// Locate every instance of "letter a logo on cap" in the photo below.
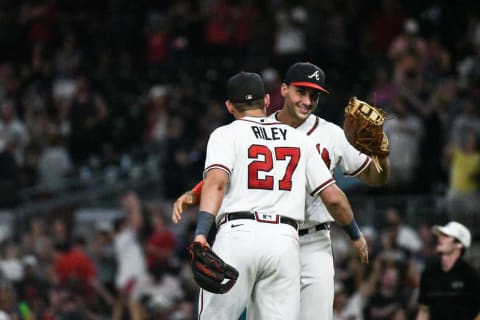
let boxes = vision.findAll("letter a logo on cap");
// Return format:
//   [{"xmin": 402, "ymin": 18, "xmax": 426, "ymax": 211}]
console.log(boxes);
[
  {"xmin": 308, "ymin": 70, "xmax": 320, "ymax": 80},
  {"xmin": 285, "ymin": 62, "xmax": 330, "ymax": 94}
]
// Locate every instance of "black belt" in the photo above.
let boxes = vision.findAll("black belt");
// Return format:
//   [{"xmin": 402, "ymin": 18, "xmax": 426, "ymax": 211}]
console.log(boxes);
[
  {"xmin": 219, "ymin": 212, "xmax": 298, "ymax": 230},
  {"xmin": 298, "ymin": 223, "xmax": 330, "ymax": 236}
]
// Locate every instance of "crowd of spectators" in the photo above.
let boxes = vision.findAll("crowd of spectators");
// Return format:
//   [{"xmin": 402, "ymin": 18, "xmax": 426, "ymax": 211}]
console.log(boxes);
[
  {"xmin": 0, "ymin": 191, "xmax": 195, "ymax": 319},
  {"xmin": 0, "ymin": 0, "xmax": 478, "ymax": 203},
  {"xmin": 0, "ymin": 191, "xmax": 477, "ymax": 319},
  {"xmin": 0, "ymin": 0, "xmax": 479, "ymax": 319}
]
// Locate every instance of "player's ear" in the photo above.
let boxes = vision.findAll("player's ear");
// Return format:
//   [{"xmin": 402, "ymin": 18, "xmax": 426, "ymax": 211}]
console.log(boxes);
[
  {"xmin": 264, "ymin": 94, "xmax": 270, "ymax": 109},
  {"xmin": 225, "ymin": 100, "xmax": 235, "ymax": 114},
  {"xmin": 280, "ymin": 83, "xmax": 289, "ymax": 97}
]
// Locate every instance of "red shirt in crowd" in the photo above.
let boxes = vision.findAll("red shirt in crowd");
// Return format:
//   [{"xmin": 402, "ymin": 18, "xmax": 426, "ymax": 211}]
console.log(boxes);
[{"xmin": 54, "ymin": 247, "xmax": 96, "ymax": 295}]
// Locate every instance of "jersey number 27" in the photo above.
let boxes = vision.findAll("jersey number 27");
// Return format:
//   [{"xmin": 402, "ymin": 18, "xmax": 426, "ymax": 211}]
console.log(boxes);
[{"xmin": 248, "ymin": 144, "xmax": 300, "ymax": 191}]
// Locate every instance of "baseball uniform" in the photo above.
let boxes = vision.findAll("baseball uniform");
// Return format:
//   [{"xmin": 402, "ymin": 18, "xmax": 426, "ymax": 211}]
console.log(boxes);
[
  {"xmin": 271, "ymin": 111, "xmax": 370, "ymax": 320},
  {"xmin": 198, "ymin": 116, "xmax": 335, "ymax": 320}
]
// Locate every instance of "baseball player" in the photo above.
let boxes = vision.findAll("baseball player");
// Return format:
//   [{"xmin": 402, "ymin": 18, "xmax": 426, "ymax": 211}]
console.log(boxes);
[
  {"xmin": 193, "ymin": 71, "xmax": 367, "ymax": 320},
  {"xmin": 173, "ymin": 63, "xmax": 382, "ymax": 320},
  {"xmin": 274, "ymin": 62, "xmax": 389, "ymax": 320}
]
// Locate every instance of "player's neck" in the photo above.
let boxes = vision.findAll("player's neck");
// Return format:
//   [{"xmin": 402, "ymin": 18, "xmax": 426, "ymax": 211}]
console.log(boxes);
[
  {"xmin": 238, "ymin": 109, "xmax": 266, "ymax": 119},
  {"xmin": 276, "ymin": 109, "xmax": 303, "ymax": 128}
]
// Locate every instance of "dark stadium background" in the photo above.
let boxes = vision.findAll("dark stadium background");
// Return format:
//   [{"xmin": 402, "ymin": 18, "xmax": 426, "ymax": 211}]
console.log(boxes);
[{"xmin": 0, "ymin": 0, "xmax": 478, "ymax": 319}]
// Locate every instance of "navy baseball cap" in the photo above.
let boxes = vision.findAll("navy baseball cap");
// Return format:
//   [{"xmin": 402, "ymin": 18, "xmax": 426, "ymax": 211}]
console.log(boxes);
[
  {"xmin": 284, "ymin": 62, "xmax": 330, "ymax": 94},
  {"xmin": 228, "ymin": 72, "xmax": 266, "ymax": 104}
]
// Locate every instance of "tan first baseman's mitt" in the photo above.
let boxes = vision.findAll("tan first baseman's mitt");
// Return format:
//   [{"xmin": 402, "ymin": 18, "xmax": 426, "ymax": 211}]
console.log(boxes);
[{"xmin": 343, "ymin": 97, "xmax": 389, "ymax": 172}]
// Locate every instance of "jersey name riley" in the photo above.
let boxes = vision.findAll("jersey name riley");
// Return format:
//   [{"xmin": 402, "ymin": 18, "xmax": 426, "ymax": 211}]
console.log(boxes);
[{"xmin": 250, "ymin": 126, "xmax": 287, "ymax": 141}]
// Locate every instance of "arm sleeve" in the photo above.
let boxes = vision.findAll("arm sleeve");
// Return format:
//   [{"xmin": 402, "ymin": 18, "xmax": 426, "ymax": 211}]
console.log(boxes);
[
  {"xmin": 191, "ymin": 180, "xmax": 204, "ymax": 198},
  {"xmin": 203, "ymin": 127, "xmax": 235, "ymax": 178}
]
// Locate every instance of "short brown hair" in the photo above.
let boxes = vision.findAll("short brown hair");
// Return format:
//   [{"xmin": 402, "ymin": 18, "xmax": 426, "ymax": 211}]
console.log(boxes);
[{"xmin": 231, "ymin": 99, "xmax": 264, "ymax": 112}]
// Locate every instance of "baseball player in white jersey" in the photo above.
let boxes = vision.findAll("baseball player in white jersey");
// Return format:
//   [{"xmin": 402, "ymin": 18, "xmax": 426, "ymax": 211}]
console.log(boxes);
[
  {"xmin": 269, "ymin": 62, "xmax": 389, "ymax": 320},
  {"xmin": 172, "ymin": 63, "xmax": 380, "ymax": 319},
  {"xmin": 192, "ymin": 71, "xmax": 367, "ymax": 320}
]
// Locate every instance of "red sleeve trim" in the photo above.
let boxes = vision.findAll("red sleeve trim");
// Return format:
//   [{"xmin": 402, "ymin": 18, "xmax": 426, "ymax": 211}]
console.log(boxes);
[
  {"xmin": 191, "ymin": 180, "xmax": 204, "ymax": 199},
  {"xmin": 345, "ymin": 156, "xmax": 371, "ymax": 177},
  {"xmin": 310, "ymin": 178, "xmax": 335, "ymax": 196},
  {"xmin": 204, "ymin": 164, "xmax": 231, "ymax": 176}
]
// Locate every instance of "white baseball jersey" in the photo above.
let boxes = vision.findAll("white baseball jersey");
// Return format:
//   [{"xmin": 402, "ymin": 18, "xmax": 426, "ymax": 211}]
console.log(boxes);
[
  {"xmin": 204, "ymin": 116, "xmax": 335, "ymax": 223},
  {"xmin": 271, "ymin": 112, "xmax": 371, "ymax": 228},
  {"xmin": 199, "ymin": 116, "xmax": 335, "ymax": 320}
]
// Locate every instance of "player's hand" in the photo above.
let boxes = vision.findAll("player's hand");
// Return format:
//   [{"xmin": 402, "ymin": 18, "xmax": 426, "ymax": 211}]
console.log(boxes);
[
  {"xmin": 193, "ymin": 234, "xmax": 209, "ymax": 247},
  {"xmin": 352, "ymin": 234, "xmax": 369, "ymax": 264},
  {"xmin": 172, "ymin": 191, "xmax": 196, "ymax": 224}
]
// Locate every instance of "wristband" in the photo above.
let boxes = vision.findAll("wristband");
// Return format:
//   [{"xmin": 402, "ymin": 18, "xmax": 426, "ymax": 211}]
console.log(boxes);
[
  {"xmin": 342, "ymin": 218, "xmax": 362, "ymax": 240},
  {"xmin": 195, "ymin": 211, "xmax": 215, "ymax": 236}
]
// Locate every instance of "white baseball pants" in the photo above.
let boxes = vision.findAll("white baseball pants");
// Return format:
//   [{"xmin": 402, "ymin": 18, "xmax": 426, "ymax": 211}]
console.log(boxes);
[
  {"xmin": 299, "ymin": 229, "xmax": 334, "ymax": 320},
  {"xmin": 198, "ymin": 219, "xmax": 301, "ymax": 320}
]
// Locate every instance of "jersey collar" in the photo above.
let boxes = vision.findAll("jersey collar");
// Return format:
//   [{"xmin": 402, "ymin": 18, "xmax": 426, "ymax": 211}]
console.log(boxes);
[
  {"xmin": 296, "ymin": 115, "xmax": 319, "ymax": 136},
  {"xmin": 272, "ymin": 111, "xmax": 319, "ymax": 135}
]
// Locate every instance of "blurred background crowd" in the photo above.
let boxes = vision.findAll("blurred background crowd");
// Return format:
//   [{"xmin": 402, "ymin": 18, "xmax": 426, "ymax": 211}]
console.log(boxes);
[{"xmin": 0, "ymin": 0, "xmax": 479, "ymax": 319}]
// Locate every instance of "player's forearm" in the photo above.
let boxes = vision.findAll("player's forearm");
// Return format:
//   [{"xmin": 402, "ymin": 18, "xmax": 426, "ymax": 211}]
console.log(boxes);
[
  {"xmin": 359, "ymin": 156, "xmax": 390, "ymax": 186},
  {"xmin": 199, "ymin": 187, "xmax": 224, "ymax": 215},
  {"xmin": 320, "ymin": 184, "xmax": 353, "ymax": 224},
  {"xmin": 199, "ymin": 175, "xmax": 227, "ymax": 215},
  {"xmin": 320, "ymin": 184, "xmax": 362, "ymax": 240},
  {"xmin": 195, "ymin": 171, "xmax": 227, "ymax": 238},
  {"xmin": 325, "ymin": 200, "xmax": 354, "ymax": 226}
]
